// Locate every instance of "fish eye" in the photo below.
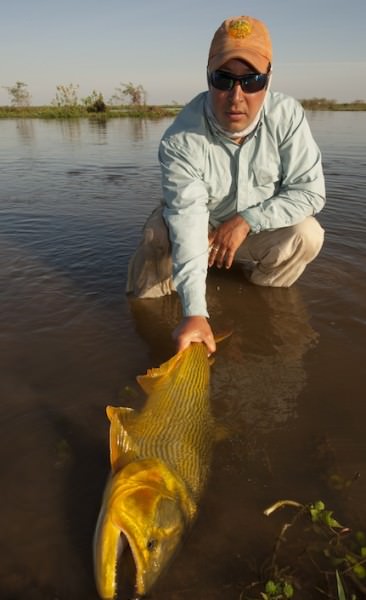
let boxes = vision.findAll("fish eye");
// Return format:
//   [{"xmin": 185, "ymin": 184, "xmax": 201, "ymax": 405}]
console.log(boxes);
[{"xmin": 146, "ymin": 538, "xmax": 158, "ymax": 552}]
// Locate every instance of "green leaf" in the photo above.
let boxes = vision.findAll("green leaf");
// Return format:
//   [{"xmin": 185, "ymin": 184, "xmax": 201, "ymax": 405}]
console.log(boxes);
[
  {"xmin": 265, "ymin": 580, "xmax": 277, "ymax": 595},
  {"xmin": 283, "ymin": 582, "xmax": 294, "ymax": 598},
  {"xmin": 356, "ymin": 531, "xmax": 366, "ymax": 545},
  {"xmin": 323, "ymin": 510, "xmax": 342, "ymax": 528},
  {"xmin": 345, "ymin": 553, "xmax": 358, "ymax": 565},
  {"xmin": 336, "ymin": 570, "xmax": 346, "ymax": 600},
  {"xmin": 353, "ymin": 564, "xmax": 366, "ymax": 579}
]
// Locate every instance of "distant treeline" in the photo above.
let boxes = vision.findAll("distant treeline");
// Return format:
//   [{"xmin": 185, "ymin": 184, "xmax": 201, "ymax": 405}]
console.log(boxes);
[
  {"xmin": 1, "ymin": 82, "xmax": 366, "ymax": 117},
  {"xmin": 1, "ymin": 99, "xmax": 365, "ymax": 120},
  {"xmin": 299, "ymin": 97, "xmax": 366, "ymax": 111},
  {"xmin": 0, "ymin": 104, "xmax": 182, "ymax": 119}
]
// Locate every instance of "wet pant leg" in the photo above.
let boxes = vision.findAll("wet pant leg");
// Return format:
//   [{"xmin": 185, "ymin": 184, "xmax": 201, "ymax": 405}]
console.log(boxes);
[
  {"xmin": 127, "ymin": 212, "xmax": 324, "ymax": 297},
  {"xmin": 234, "ymin": 217, "xmax": 324, "ymax": 287},
  {"xmin": 126, "ymin": 206, "xmax": 175, "ymax": 297}
]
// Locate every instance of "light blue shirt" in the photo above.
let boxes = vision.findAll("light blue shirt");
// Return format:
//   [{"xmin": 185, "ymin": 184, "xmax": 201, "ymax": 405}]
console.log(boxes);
[{"xmin": 159, "ymin": 90, "xmax": 326, "ymax": 317}]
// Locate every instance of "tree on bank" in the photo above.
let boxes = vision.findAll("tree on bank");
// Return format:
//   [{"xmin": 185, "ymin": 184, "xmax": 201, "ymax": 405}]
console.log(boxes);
[
  {"xmin": 110, "ymin": 82, "xmax": 147, "ymax": 106},
  {"xmin": 81, "ymin": 90, "xmax": 106, "ymax": 113},
  {"xmin": 3, "ymin": 81, "xmax": 31, "ymax": 107},
  {"xmin": 52, "ymin": 83, "xmax": 80, "ymax": 107}
]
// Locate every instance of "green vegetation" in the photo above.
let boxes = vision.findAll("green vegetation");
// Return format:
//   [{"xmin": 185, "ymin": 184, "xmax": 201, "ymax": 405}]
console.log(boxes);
[
  {"xmin": 242, "ymin": 499, "xmax": 366, "ymax": 599},
  {"xmin": 299, "ymin": 97, "xmax": 366, "ymax": 111},
  {"xmin": 1, "ymin": 80, "xmax": 365, "ymax": 119},
  {"xmin": 0, "ymin": 80, "xmax": 181, "ymax": 119},
  {"xmin": 0, "ymin": 104, "xmax": 182, "ymax": 119}
]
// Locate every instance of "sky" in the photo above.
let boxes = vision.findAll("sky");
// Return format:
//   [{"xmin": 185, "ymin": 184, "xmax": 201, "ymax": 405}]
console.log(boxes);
[{"xmin": 1, "ymin": 0, "xmax": 365, "ymax": 106}]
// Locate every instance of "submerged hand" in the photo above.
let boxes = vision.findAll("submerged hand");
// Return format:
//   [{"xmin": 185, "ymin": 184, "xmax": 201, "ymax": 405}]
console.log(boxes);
[
  {"xmin": 172, "ymin": 316, "xmax": 216, "ymax": 354},
  {"xmin": 208, "ymin": 214, "xmax": 250, "ymax": 269}
]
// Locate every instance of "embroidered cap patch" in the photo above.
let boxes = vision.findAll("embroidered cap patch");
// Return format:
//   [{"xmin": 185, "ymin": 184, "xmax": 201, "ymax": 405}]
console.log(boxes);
[{"xmin": 228, "ymin": 19, "xmax": 252, "ymax": 39}]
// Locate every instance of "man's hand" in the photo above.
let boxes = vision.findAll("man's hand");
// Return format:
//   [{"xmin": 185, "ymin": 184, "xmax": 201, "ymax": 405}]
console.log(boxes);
[
  {"xmin": 172, "ymin": 316, "xmax": 216, "ymax": 354},
  {"xmin": 208, "ymin": 214, "xmax": 250, "ymax": 269}
]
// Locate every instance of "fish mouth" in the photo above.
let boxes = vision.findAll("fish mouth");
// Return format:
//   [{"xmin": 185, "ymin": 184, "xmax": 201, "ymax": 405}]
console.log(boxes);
[
  {"xmin": 116, "ymin": 531, "xmax": 138, "ymax": 599},
  {"xmin": 94, "ymin": 503, "xmax": 150, "ymax": 600}
]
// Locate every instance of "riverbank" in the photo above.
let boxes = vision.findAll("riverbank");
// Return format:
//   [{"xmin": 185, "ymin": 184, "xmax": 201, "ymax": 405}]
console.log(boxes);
[
  {"xmin": 0, "ymin": 105, "xmax": 182, "ymax": 119},
  {"xmin": 0, "ymin": 100, "xmax": 365, "ymax": 119}
]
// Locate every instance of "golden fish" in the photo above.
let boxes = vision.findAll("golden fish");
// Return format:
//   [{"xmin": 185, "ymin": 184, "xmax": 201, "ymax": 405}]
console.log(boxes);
[{"xmin": 93, "ymin": 340, "xmax": 224, "ymax": 599}]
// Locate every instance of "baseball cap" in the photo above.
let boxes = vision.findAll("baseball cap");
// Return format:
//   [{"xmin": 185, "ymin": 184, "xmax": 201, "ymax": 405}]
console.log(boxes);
[{"xmin": 208, "ymin": 16, "xmax": 272, "ymax": 74}]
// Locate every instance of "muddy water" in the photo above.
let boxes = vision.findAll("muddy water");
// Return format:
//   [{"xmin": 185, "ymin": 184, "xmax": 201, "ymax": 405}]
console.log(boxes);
[{"xmin": 0, "ymin": 112, "xmax": 365, "ymax": 599}]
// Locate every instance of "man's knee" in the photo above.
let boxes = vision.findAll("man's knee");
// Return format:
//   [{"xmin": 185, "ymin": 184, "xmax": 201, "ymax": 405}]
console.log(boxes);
[
  {"xmin": 142, "ymin": 207, "xmax": 171, "ymax": 254},
  {"xmin": 293, "ymin": 217, "xmax": 324, "ymax": 262}
]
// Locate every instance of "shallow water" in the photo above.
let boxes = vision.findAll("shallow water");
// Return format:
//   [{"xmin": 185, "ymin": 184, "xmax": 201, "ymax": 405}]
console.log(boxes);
[{"xmin": 0, "ymin": 112, "xmax": 365, "ymax": 599}]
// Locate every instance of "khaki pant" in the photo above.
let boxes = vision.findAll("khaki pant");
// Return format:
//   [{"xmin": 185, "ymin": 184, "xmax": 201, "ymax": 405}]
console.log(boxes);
[{"xmin": 126, "ymin": 207, "xmax": 324, "ymax": 298}]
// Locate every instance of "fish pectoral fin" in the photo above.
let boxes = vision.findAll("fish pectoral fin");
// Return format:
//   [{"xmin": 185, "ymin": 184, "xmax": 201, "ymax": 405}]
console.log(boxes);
[
  {"xmin": 136, "ymin": 351, "xmax": 184, "ymax": 394},
  {"xmin": 107, "ymin": 406, "xmax": 139, "ymax": 472}
]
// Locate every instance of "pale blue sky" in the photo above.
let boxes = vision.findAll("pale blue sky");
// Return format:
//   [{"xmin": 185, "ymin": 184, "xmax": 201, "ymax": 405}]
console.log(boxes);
[{"xmin": 1, "ymin": 0, "xmax": 365, "ymax": 105}]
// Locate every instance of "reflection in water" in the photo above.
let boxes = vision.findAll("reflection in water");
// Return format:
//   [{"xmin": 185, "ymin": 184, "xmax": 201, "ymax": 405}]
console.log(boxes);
[
  {"xmin": 87, "ymin": 118, "xmax": 108, "ymax": 143},
  {"xmin": 127, "ymin": 117, "xmax": 149, "ymax": 141},
  {"xmin": 129, "ymin": 270, "xmax": 318, "ymax": 433},
  {"xmin": 16, "ymin": 119, "xmax": 35, "ymax": 143},
  {"xmin": 57, "ymin": 118, "xmax": 82, "ymax": 141}
]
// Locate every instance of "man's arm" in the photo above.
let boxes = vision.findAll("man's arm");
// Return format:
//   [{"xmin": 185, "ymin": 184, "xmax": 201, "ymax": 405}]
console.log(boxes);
[{"xmin": 159, "ymin": 139, "xmax": 210, "ymax": 317}]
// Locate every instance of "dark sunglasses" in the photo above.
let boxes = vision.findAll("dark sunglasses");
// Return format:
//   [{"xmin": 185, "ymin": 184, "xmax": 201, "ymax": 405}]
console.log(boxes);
[{"xmin": 209, "ymin": 69, "xmax": 270, "ymax": 94}]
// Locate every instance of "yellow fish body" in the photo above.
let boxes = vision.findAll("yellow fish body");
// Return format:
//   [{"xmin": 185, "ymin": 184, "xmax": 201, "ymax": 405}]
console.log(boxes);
[{"xmin": 93, "ymin": 341, "xmax": 218, "ymax": 599}]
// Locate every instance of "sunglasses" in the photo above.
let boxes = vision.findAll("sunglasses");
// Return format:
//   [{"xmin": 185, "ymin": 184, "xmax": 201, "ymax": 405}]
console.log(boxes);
[{"xmin": 209, "ymin": 69, "xmax": 270, "ymax": 94}]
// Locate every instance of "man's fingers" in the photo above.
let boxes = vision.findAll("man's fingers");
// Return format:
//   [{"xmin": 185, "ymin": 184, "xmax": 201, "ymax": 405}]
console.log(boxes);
[
  {"xmin": 208, "ymin": 243, "xmax": 220, "ymax": 267},
  {"xmin": 224, "ymin": 249, "xmax": 235, "ymax": 269},
  {"xmin": 210, "ymin": 245, "xmax": 235, "ymax": 269}
]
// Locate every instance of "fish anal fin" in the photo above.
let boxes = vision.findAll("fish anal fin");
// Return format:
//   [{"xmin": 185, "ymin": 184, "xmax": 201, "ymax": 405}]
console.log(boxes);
[{"xmin": 106, "ymin": 405, "xmax": 138, "ymax": 473}]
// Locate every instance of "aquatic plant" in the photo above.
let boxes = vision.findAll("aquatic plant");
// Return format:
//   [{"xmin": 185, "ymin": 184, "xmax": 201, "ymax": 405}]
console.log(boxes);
[{"xmin": 242, "ymin": 499, "xmax": 366, "ymax": 599}]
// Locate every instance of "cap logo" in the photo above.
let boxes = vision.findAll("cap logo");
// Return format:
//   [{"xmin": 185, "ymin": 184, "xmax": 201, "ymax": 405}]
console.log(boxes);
[{"xmin": 228, "ymin": 19, "xmax": 252, "ymax": 39}]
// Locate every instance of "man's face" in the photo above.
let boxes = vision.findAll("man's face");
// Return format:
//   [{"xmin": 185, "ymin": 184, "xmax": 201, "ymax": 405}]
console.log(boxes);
[{"xmin": 209, "ymin": 59, "xmax": 267, "ymax": 133}]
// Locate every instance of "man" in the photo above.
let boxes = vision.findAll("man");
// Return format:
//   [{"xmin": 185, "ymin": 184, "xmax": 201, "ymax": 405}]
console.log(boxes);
[{"xmin": 127, "ymin": 15, "xmax": 325, "ymax": 355}]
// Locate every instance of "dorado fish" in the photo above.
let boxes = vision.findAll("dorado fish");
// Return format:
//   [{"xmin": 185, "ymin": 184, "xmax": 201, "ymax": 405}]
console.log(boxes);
[{"xmin": 93, "ymin": 340, "xmax": 224, "ymax": 599}]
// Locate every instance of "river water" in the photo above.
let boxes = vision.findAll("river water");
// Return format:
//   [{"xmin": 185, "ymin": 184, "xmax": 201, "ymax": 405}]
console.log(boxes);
[{"xmin": 0, "ymin": 112, "xmax": 365, "ymax": 599}]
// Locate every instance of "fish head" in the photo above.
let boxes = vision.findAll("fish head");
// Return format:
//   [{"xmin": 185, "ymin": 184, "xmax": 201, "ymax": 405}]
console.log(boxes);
[{"xmin": 94, "ymin": 458, "xmax": 196, "ymax": 599}]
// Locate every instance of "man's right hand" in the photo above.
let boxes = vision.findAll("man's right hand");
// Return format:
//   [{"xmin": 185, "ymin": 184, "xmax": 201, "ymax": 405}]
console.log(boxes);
[{"xmin": 172, "ymin": 316, "xmax": 216, "ymax": 354}]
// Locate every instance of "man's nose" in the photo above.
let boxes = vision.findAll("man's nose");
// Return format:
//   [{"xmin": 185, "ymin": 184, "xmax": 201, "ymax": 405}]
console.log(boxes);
[{"xmin": 229, "ymin": 81, "xmax": 245, "ymax": 99}]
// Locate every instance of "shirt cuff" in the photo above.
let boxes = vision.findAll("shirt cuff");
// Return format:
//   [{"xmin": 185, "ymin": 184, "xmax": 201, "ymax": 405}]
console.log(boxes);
[
  {"xmin": 177, "ymin": 283, "xmax": 209, "ymax": 318},
  {"xmin": 240, "ymin": 207, "xmax": 267, "ymax": 234}
]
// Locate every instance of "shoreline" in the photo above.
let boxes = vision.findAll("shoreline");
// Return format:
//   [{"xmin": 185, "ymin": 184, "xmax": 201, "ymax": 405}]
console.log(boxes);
[{"xmin": 0, "ymin": 101, "xmax": 365, "ymax": 119}]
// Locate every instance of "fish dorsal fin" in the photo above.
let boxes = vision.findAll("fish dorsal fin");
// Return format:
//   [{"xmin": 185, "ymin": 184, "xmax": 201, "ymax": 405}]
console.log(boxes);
[
  {"xmin": 135, "ymin": 331, "xmax": 231, "ymax": 395},
  {"xmin": 106, "ymin": 405, "xmax": 138, "ymax": 473},
  {"xmin": 136, "ymin": 351, "xmax": 183, "ymax": 395}
]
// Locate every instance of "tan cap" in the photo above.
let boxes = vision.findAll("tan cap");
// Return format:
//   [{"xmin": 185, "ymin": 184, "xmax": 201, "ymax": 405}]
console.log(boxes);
[{"xmin": 208, "ymin": 16, "xmax": 272, "ymax": 74}]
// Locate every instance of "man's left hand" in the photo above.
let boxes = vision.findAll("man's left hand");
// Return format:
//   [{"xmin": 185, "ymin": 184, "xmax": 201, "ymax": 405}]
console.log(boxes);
[{"xmin": 208, "ymin": 214, "xmax": 250, "ymax": 269}]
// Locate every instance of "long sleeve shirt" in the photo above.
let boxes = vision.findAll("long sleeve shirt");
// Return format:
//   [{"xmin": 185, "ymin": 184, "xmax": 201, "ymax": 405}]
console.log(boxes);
[{"xmin": 159, "ymin": 90, "xmax": 326, "ymax": 317}]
